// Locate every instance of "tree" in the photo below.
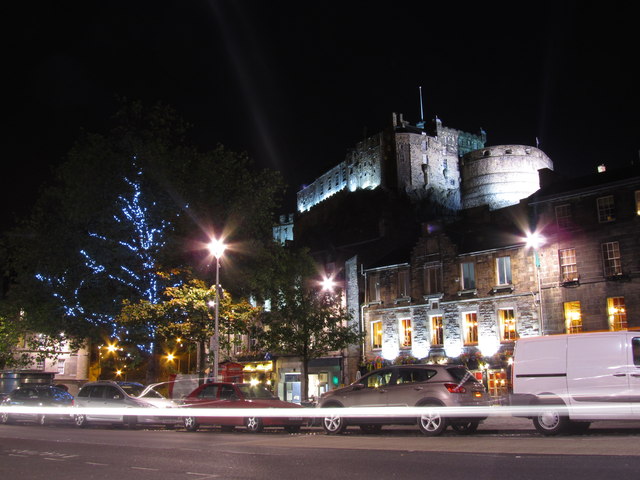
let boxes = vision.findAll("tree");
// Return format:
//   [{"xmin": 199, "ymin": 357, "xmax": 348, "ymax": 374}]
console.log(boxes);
[
  {"xmin": 254, "ymin": 248, "xmax": 363, "ymax": 402},
  {"xmin": 5, "ymin": 101, "xmax": 284, "ymax": 377},
  {"xmin": 118, "ymin": 276, "xmax": 258, "ymax": 383}
]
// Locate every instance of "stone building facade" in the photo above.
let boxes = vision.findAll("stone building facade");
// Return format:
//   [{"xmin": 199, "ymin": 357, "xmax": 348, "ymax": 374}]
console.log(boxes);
[
  {"xmin": 528, "ymin": 166, "xmax": 640, "ymax": 335},
  {"xmin": 359, "ymin": 166, "xmax": 640, "ymax": 397}
]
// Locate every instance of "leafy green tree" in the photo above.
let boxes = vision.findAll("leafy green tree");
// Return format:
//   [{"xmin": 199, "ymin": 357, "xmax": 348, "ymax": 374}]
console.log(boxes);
[
  {"xmin": 254, "ymin": 248, "xmax": 363, "ymax": 401},
  {"xmin": 118, "ymin": 276, "xmax": 258, "ymax": 383}
]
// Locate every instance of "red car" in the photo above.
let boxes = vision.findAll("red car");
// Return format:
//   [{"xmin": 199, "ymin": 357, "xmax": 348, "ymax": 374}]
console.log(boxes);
[{"xmin": 180, "ymin": 382, "xmax": 305, "ymax": 433}]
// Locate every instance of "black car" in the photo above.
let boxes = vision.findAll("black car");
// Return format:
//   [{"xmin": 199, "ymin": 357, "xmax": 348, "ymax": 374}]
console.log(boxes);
[{"xmin": 1, "ymin": 385, "xmax": 74, "ymax": 426}]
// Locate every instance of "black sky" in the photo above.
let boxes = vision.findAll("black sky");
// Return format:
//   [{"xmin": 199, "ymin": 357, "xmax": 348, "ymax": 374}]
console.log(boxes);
[{"xmin": 5, "ymin": 1, "xmax": 638, "ymax": 228}]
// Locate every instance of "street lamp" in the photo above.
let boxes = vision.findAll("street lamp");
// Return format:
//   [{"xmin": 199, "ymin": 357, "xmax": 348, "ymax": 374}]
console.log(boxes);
[
  {"xmin": 208, "ymin": 237, "xmax": 227, "ymax": 382},
  {"xmin": 525, "ymin": 231, "xmax": 546, "ymax": 335}
]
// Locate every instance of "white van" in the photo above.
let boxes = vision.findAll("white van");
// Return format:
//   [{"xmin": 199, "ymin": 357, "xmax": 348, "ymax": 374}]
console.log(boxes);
[{"xmin": 511, "ymin": 331, "xmax": 640, "ymax": 435}]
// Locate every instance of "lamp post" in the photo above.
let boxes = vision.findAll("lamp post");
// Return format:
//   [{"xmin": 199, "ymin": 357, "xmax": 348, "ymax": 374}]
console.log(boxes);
[
  {"xmin": 525, "ymin": 231, "xmax": 545, "ymax": 336},
  {"xmin": 208, "ymin": 237, "xmax": 226, "ymax": 382}
]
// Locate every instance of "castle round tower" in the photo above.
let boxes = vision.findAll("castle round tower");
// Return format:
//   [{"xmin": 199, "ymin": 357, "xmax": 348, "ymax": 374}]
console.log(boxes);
[{"xmin": 461, "ymin": 145, "xmax": 553, "ymax": 210}]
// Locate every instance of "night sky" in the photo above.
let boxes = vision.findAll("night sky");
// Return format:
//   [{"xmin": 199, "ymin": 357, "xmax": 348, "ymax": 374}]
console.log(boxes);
[{"xmin": 5, "ymin": 1, "xmax": 638, "ymax": 229}]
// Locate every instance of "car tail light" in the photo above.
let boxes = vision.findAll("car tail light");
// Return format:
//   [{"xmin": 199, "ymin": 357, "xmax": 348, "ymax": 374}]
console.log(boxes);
[{"xmin": 444, "ymin": 383, "xmax": 466, "ymax": 394}]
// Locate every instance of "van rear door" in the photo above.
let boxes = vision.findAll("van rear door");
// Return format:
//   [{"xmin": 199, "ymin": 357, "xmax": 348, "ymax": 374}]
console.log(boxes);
[
  {"xmin": 567, "ymin": 333, "xmax": 631, "ymax": 420},
  {"xmin": 628, "ymin": 335, "xmax": 640, "ymax": 417}
]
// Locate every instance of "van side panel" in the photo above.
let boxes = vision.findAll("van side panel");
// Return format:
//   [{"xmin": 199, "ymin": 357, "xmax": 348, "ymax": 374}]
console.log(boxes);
[
  {"xmin": 512, "ymin": 336, "xmax": 568, "ymax": 404},
  {"xmin": 566, "ymin": 333, "xmax": 631, "ymax": 419}
]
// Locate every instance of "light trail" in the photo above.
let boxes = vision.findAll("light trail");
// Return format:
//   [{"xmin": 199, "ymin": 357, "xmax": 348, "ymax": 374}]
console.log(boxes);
[{"xmin": 0, "ymin": 404, "xmax": 635, "ymax": 419}]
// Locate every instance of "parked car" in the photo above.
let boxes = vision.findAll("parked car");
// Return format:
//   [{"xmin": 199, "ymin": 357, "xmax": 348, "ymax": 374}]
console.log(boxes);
[
  {"xmin": 317, "ymin": 364, "xmax": 490, "ymax": 435},
  {"xmin": 511, "ymin": 331, "xmax": 640, "ymax": 435},
  {"xmin": 181, "ymin": 382, "xmax": 305, "ymax": 433},
  {"xmin": 73, "ymin": 380, "xmax": 179, "ymax": 429},
  {"xmin": 1, "ymin": 385, "xmax": 74, "ymax": 426}
]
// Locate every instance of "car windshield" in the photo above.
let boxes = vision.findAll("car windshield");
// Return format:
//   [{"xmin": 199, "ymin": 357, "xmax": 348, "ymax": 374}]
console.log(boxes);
[{"xmin": 236, "ymin": 384, "xmax": 277, "ymax": 399}]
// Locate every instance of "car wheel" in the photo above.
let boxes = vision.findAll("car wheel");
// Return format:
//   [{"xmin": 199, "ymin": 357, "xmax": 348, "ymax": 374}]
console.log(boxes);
[
  {"xmin": 284, "ymin": 425, "xmax": 301, "ymax": 434},
  {"xmin": 38, "ymin": 414, "xmax": 49, "ymax": 427},
  {"xmin": 1, "ymin": 412, "xmax": 12, "ymax": 425},
  {"xmin": 533, "ymin": 405, "xmax": 569, "ymax": 436},
  {"xmin": 183, "ymin": 416, "xmax": 199, "ymax": 432},
  {"xmin": 417, "ymin": 403, "xmax": 447, "ymax": 436},
  {"xmin": 244, "ymin": 417, "xmax": 264, "ymax": 433},
  {"xmin": 359, "ymin": 424, "xmax": 382, "ymax": 434},
  {"xmin": 322, "ymin": 406, "xmax": 346, "ymax": 435},
  {"xmin": 74, "ymin": 414, "xmax": 88, "ymax": 428},
  {"xmin": 451, "ymin": 420, "xmax": 479, "ymax": 434},
  {"xmin": 123, "ymin": 416, "xmax": 138, "ymax": 429}
]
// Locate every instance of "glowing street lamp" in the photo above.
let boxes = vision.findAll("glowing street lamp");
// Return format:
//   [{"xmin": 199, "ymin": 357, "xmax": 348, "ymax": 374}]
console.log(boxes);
[
  {"xmin": 525, "ymin": 231, "xmax": 546, "ymax": 335},
  {"xmin": 320, "ymin": 275, "xmax": 336, "ymax": 292},
  {"xmin": 208, "ymin": 237, "xmax": 227, "ymax": 382}
]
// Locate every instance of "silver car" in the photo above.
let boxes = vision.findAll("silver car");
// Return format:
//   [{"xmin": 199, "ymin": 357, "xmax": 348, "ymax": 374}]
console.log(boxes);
[
  {"xmin": 317, "ymin": 364, "xmax": 489, "ymax": 435},
  {"xmin": 73, "ymin": 381, "xmax": 179, "ymax": 429}
]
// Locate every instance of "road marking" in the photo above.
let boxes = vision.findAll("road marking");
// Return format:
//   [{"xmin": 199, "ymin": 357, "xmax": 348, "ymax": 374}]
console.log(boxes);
[
  {"xmin": 85, "ymin": 462, "xmax": 109, "ymax": 466},
  {"xmin": 131, "ymin": 466, "xmax": 159, "ymax": 471},
  {"xmin": 44, "ymin": 457, "xmax": 65, "ymax": 461},
  {"xmin": 186, "ymin": 473, "xmax": 219, "ymax": 478}
]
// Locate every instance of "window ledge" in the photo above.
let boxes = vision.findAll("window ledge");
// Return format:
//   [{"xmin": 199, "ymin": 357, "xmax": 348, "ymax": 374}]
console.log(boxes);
[
  {"xmin": 394, "ymin": 296, "xmax": 412, "ymax": 304},
  {"xmin": 491, "ymin": 284, "xmax": 514, "ymax": 294},
  {"xmin": 423, "ymin": 293, "xmax": 443, "ymax": 301},
  {"xmin": 457, "ymin": 289, "xmax": 477, "ymax": 297}
]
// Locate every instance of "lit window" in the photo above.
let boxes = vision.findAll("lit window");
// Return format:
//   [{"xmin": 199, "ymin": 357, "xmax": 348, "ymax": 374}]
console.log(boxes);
[
  {"xmin": 564, "ymin": 301, "xmax": 582, "ymax": 333},
  {"xmin": 555, "ymin": 204, "xmax": 572, "ymax": 229},
  {"xmin": 461, "ymin": 262, "xmax": 476, "ymax": 290},
  {"xmin": 431, "ymin": 315, "xmax": 443, "ymax": 345},
  {"xmin": 371, "ymin": 321, "xmax": 382, "ymax": 349},
  {"xmin": 424, "ymin": 265, "xmax": 442, "ymax": 294},
  {"xmin": 608, "ymin": 297, "xmax": 627, "ymax": 331},
  {"xmin": 463, "ymin": 312, "xmax": 478, "ymax": 344},
  {"xmin": 559, "ymin": 248, "xmax": 578, "ymax": 282},
  {"xmin": 597, "ymin": 195, "xmax": 615, "ymax": 223},
  {"xmin": 397, "ymin": 269, "xmax": 410, "ymax": 298},
  {"xmin": 602, "ymin": 241, "xmax": 622, "ymax": 277},
  {"xmin": 635, "ymin": 191, "xmax": 640, "ymax": 216},
  {"xmin": 496, "ymin": 256, "xmax": 512, "ymax": 285},
  {"xmin": 499, "ymin": 308, "xmax": 518, "ymax": 341},
  {"xmin": 57, "ymin": 359, "xmax": 66, "ymax": 375},
  {"xmin": 400, "ymin": 319, "xmax": 412, "ymax": 348}
]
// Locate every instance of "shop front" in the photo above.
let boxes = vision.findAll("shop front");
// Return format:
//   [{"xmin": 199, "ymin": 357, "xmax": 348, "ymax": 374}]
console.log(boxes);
[{"xmin": 276, "ymin": 356, "xmax": 342, "ymax": 404}]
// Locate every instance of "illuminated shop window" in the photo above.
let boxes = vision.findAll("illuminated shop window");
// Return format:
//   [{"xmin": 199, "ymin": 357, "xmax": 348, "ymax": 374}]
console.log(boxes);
[
  {"xmin": 400, "ymin": 319, "xmax": 412, "ymax": 348},
  {"xmin": 559, "ymin": 248, "xmax": 578, "ymax": 282},
  {"xmin": 499, "ymin": 308, "xmax": 518, "ymax": 341},
  {"xmin": 601, "ymin": 241, "xmax": 622, "ymax": 277},
  {"xmin": 463, "ymin": 312, "xmax": 478, "ymax": 344},
  {"xmin": 564, "ymin": 301, "xmax": 583, "ymax": 333},
  {"xmin": 431, "ymin": 315, "xmax": 443, "ymax": 345},
  {"xmin": 608, "ymin": 297, "xmax": 627, "ymax": 331},
  {"xmin": 461, "ymin": 262, "xmax": 476, "ymax": 290},
  {"xmin": 555, "ymin": 204, "xmax": 572, "ymax": 229},
  {"xmin": 371, "ymin": 321, "xmax": 382, "ymax": 349},
  {"xmin": 597, "ymin": 195, "xmax": 615, "ymax": 223},
  {"xmin": 496, "ymin": 256, "xmax": 512, "ymax": 285},
  {"xmin": 424, "ymin": 265, "xmax": 442, "ymax": 294}
]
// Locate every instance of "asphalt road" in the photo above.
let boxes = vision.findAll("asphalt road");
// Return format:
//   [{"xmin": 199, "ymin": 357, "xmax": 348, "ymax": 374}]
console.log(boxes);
[{"xmin": 1, "ymin": 417, "xmax": 640, "ymax": 479}]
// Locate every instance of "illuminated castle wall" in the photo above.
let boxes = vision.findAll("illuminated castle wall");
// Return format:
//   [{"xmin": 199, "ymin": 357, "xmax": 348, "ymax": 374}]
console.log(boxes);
[{"xmin": 296, "ymin": 113, "xmax": 553, "ymax": 214}]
